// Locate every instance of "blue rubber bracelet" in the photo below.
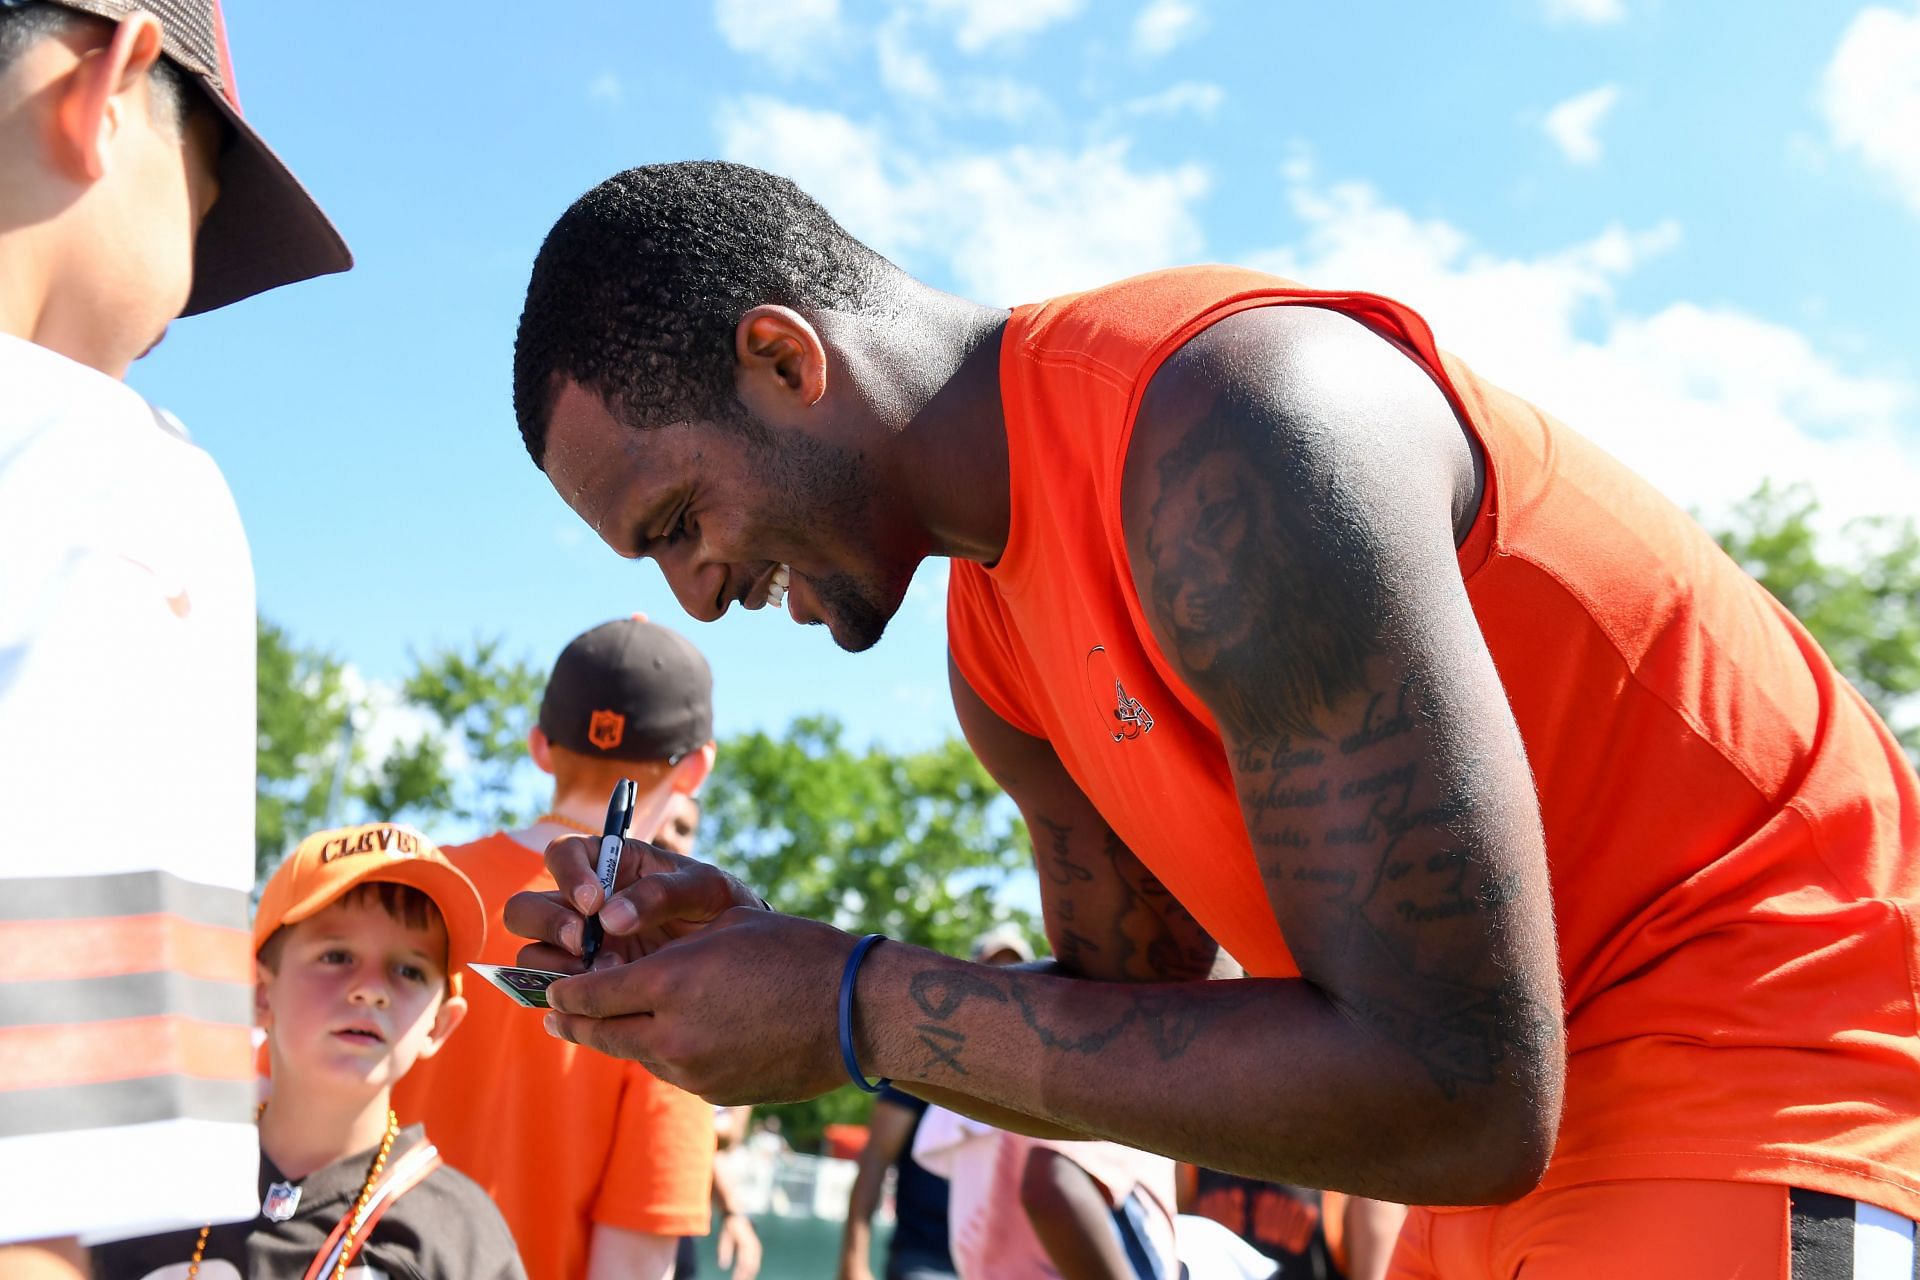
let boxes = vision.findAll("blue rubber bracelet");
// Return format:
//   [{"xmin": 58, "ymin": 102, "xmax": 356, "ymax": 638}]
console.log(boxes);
[{"xmin": 838, "ymin": 933, "xmax": 890, "ymax": 1094}]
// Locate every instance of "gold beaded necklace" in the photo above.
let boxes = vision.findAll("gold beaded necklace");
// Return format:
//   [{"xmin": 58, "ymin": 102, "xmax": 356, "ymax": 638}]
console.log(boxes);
[
  {"xmin": 186, "ymin": 1104, "xmax": 401, "ymax": 1280},
  {"xmin": 535, "ymin": 811, "xmax": 598, "ymax": 835}
]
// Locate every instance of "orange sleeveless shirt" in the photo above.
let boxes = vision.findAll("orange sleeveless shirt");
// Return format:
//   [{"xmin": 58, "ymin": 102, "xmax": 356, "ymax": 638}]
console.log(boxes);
[{"xmin": 946, "ymin": 266, "xmax": 1920, "ymax": 1214}]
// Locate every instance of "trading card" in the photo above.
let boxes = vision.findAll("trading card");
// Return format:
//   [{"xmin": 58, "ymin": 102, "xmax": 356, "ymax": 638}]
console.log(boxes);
[{"xmin": 469, "ymin": 963, "xmax": 570, "ymax": 1009}]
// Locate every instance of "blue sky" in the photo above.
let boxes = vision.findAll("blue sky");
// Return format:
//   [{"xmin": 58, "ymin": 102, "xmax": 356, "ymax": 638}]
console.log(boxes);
[{"xmin": 129, "ymin": 0, "xmax": 1920, "ymax": 772}]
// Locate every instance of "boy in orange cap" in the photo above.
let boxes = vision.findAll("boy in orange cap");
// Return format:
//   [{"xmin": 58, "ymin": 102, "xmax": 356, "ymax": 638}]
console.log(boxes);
[{"xmin": 93, "ymin": 823, "xmax": 526, "ymax": 1280}]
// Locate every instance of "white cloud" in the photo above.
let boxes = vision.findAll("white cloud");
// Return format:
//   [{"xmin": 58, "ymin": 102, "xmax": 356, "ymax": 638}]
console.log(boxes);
[
  {"xmin": 1543, "ymin": 84, "xmax": 1620, "ymax": 165},
  {"xmin": 872, "ymin": 14, "xmax": 1051, "ymax": 123},
  {"xmin": 877, "ymin": 14, "xmax": 943, "ymax": 99},
  {"xmin": 1120, "ymin": 81, "xmax": 1224, "ymax": 118},
  {"xmin": 1542, "ymin": 0, "xmax": 1625, "ymax": 24},
  {"xmin": 920, "ymin": 0, "xmax": 1085, "ymax": 53},
  {"xmin": 1133, "ymin": 0, "xmax": 1203, "ymax": 56},
  {"xmin": 716, "ymin": 96, "xmax": 1208, "ymax": 304},
  {"xmin": 586, "ymin": 72, "xmax": 623, "ymax": 106},
  {"xmin": 714, "ymin": 0, "xmax": 844, "ymax": 72},
  {"xmin": 1244, "ymin": 163, "xmax": 1918, "ymax": 527},
  {"xmin": 1819, "ymin": 2, "xmax": 1920, "ymax": 216},
  {"xmin": 957, "ymin": 77, "xmax": 1054, "ymax": 125}
]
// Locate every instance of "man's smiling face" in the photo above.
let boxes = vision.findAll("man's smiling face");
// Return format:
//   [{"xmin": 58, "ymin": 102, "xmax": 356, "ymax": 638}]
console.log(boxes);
[{"xmin": 541, "ymin": 379, "xmax": 920, "ymax": 653}]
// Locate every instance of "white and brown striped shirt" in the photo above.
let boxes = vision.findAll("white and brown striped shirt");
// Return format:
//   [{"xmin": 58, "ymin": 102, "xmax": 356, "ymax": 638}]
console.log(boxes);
[{"xmin": 0, "ymin": 333, "xmax": 259, "ymax": 1242}]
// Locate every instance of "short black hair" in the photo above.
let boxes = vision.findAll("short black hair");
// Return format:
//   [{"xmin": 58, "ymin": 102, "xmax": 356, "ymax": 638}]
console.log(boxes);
[
  {"xmin": 0, "ymin": 1, "xmax": 191, "ymax": 133},
  {"xmin": 513, "ymin": 161, "xmax": 896, "ymax": 469}
]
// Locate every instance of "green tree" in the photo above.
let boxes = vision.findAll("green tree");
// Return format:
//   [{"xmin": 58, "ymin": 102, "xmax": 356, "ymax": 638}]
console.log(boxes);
[
  {"xmin": 255, "ymin": 619, "xmax": 356, "ymax": 878},
  {"xmin": 255, "ymin": 624, "xmax": 546, "ymax": 879},
  {"xmin": 702, "ymin": 715, "xmax": 1036, "ymax": 1149},
  {"xmin": 1713, "ymin": 481, "xmax": 1920, "ymax": 758},
  {"xmin": 395, "ymin": 638, "xmax": 546, "ymax": 829}
]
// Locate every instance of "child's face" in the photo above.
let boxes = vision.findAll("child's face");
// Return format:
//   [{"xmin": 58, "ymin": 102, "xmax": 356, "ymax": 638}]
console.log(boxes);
[{"xmin": 257, "ymin": 895, "xmax": 467, "ymax": 1094}]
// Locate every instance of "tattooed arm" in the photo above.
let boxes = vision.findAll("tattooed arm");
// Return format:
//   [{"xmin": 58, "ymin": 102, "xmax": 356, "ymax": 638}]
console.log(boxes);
[
  {"xmin": 1118, "ymin": 303, "xmax": 1564, "ymax": 1191},
  {"xmin": 843, "ymin": 306, "xmax": 1560, "ymax": 1204},
  {"xmin": 950, "ymin": 655, "xmax": 1223, "ymax": 986},
  {"xmin": 882, "ymin": 661, "xmax": 1226, "ymax": 1135}
]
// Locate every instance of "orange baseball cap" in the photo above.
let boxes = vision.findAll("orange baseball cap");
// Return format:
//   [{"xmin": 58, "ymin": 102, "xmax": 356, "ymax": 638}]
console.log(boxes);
[{"xmin": 254, "ymin": 823, "xmax": 487, "ymax": 996}]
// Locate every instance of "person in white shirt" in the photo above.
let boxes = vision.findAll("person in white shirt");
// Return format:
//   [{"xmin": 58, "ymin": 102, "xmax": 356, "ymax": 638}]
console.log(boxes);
[{"xmin": 0, "ymin": 2, "xmax": 349, "ymax": 1274}]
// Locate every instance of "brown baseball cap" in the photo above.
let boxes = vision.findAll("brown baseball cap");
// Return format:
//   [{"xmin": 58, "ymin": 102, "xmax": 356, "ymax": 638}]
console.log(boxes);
[
  {"xmin": 27, "ymin": 0, "xmax": 352, "ymax": 314},
  {"xmin": 539, "ymin": 616, "xmax": 715, "ymax": 763}
]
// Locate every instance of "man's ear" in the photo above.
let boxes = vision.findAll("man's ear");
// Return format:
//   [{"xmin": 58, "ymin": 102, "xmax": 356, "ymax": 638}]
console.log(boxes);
[
  {"xmin": 415, "ymin": 993, "xmax": 469, "ymax": 1060},
  {"xmin": 528, "ymin": 726, "xmax": 555, "ymax": 778},
  {"xmin": 675, "ymin": 741, "xmax": 716, "ymax": 797},
  {"xmin": 254, "ymin": 960, "xmax": 275, "ymax": 1031},
  {"xmin": 734, "ymin": 305, "xmax": 827, "ymax": 412},
  {"xmin": 52, "ymin": 10, "xmax": 166, "ymax": 183}
]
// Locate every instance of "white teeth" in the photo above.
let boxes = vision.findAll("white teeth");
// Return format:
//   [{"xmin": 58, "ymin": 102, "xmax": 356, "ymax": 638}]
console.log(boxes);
[{"xmin": 766, "ymin": 564, "xmax": 790, "ymax": 610}]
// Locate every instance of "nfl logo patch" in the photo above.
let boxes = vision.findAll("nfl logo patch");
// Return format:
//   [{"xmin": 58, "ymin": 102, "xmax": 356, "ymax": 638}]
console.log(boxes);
[
  {"xmin": 262, "ymin": 1179, "xmax": 302, "ymax": 1223},
  {"xmin": 588, "ymin": 709, "xmax": 625, "ymax": 751}
]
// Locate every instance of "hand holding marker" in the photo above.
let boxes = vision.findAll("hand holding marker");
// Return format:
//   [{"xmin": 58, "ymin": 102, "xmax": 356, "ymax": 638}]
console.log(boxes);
[{"xmin": 582, "ymin": 777, "xmax": 637, "ymax": 968}]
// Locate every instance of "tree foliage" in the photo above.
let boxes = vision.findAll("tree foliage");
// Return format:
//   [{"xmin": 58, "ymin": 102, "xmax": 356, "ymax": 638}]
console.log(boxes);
[
  {"xmin": 1712, "ymin": 481, "xmax": 1920, "ymax": 758},
  {"xmin": 398, "ymin": 638, "xmax": 546, "ymax": 829},
  {"xmin": 254, "ymin": 624, "xmax": 546, "ymax": 875},
  {"xmin": 255, "ymin": 620, "xmax": 355, "ymax": 877}
]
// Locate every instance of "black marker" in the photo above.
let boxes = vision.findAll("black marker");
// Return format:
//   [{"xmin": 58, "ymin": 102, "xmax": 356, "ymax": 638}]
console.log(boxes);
[{"xmin": 581, "ymin": 777, "xmax": 636, "ymax": 969}]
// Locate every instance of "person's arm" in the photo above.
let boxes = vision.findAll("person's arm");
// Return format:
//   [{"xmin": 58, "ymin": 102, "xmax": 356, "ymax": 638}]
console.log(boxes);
[
  {"xmin": 950, "ymin": 655, "xmax": 1225, "ymax": 988},
  {"xmin": 0, "ymin": 1239, "xmax": 88, "ymax": 1279},
  {"xmin": 1018, "ymin": 1148, "xmax": 1135, "ymax": 1280},
  {"xmin": 584, "ymin": 1224, "xmax": 677, "ymax": 1280},
  {"xmin": 837, "ymin": 1098, "xmax": 918, "ymax": 1280},
  {"xmin": 709, "ymin": 1161, "xmax": 761, "ymax": 1280},
  {"xmin": 1340, "ymin": 1196, "xmax": 1409, "ymax": 1280},
  {"xmin": 517, "ymin": 305, "xmax": 1563, "ymax": 1203},
  {"xmin": 894, "ymin": 659, "xmax": 1227, "ymax": 1134}
]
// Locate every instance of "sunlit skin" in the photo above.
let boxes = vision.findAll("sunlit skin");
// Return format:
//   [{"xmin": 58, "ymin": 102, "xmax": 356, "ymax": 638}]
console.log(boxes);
[
  {"xmin": 255, "ymin": 895, "xmax": 467, "ymax": 1177},
  {"xmin": 0, "ymin": 11, "xmax": 222, "ymax": 378},
  {"xmin": 540, "ymin": 298, "xmax": 1012, "ymax": 653}
]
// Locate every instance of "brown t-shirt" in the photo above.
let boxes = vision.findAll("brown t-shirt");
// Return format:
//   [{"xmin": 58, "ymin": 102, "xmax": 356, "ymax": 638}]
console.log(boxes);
[{"xmin": 91, "ymin": 1125, "xmax": 525, "ymax": 1280}]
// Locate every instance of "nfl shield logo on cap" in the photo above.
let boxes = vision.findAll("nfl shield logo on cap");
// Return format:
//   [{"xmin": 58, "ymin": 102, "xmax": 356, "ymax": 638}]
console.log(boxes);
[{"xmin": 588, "ymin": 709, "xmax": 626, "ymax": 752}]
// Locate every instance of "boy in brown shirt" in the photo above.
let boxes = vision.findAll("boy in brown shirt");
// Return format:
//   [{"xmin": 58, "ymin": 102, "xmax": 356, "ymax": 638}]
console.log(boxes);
[{"xmin": 94, "ymin": 824, "xmax": 525, "ymax": 1280}]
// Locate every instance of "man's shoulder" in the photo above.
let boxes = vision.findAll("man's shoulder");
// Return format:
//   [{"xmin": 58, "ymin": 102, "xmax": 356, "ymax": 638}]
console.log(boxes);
[
  {"xmin": 0, "ymin": 334, "xmax": 200, "ymax": 455},
  {"xmin": 0, "ymin": 337, "xmax": 229, "ymax": 533},
  {"xmin": 0, "ymin": 332, "xmax": 149, "ymax": 416},
  {"xmin": 1020, "ymin": 266, "xmax": 1295, "ymax": 369}
]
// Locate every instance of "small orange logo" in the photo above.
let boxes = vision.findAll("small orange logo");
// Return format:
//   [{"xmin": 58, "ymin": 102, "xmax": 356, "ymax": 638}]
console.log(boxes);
[{"xmin": 588, "ymin": 709, "xmax": 626, "ymax": 751}]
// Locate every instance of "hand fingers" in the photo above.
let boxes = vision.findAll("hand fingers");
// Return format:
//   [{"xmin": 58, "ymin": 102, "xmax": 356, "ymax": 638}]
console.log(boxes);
[
  {"xmin": 718, "ymin": 1234, "xmax": 734, "ymax": 1267},
  {"xmin": 539, "ymin": 834, "xmax": 608, "ymax": 913},
  {"xmin": 605, "ymin": 865, "xmax": 740, "ymax": 936},
  {"xmin": 501, "ymin": 889, "xmax": 584, "ymax": 954},
  {"xmin": 513, "ymin": 942, "xmax": 585, "ymax": 974},
  {"xmin": 541, "ymin": 1010, "xmax": 674, "ymax": 1082},
  {"xmin": 544, "ymin": 950, "xmax": 669, "ymax": 1019}
]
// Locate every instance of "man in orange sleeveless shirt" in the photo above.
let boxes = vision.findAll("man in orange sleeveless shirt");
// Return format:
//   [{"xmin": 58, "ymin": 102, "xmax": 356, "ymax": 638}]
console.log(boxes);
[
  {"xmin": 394, "ymin": 617, "xmax": 725, "ymax": 1280},
  {"xmin": 501, "ymin": 163, "xmax": 1920, "ymax": 1278}
]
